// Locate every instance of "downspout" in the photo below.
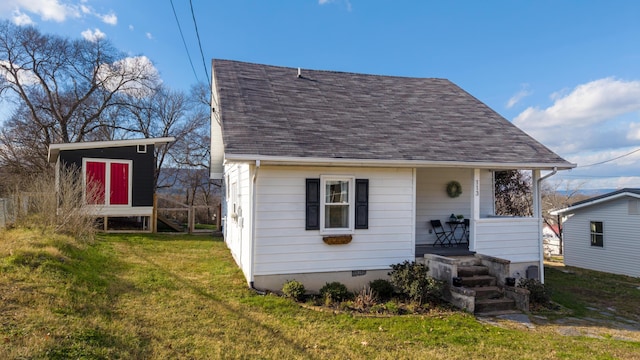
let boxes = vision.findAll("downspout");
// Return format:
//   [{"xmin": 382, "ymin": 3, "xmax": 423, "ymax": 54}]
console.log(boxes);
[
  {"xmin": 249, "ymin": 159, "xmax": 265, "ymax": 294},
  {"xmin": 536, "ymin": 167, "xmax": 557, "ymax": 283}
]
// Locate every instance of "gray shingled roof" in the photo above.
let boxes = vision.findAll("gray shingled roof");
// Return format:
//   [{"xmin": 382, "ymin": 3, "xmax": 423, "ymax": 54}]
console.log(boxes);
[
  {"xmin": 213, "ymin": 59, "xmax": 573, "ymax": 167},
  {"xmin": 568, "ymin": 188, "xmax": 640, "ymax": 208}
]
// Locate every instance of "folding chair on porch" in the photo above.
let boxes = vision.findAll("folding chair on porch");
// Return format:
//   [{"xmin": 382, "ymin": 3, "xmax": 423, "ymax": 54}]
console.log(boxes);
[{"xmin": 430, "ymin": 220, "xmax": 454, "ymax": 247}]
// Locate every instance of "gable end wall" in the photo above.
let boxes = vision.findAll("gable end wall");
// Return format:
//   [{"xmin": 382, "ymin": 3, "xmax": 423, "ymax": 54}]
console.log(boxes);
[{"xmin": 563, "ymin": 197, "xmax": 640, "ymax": 277}]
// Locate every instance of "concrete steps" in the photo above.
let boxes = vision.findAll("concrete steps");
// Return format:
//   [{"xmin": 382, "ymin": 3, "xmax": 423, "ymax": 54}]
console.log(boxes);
[
  {"xmin": 473, "ymin": 286, "xmax": 503, "ymax": 300},
  {"xmin": 475, "ymin": 297, "xmax": 516, "ymax": 313},
  {"xmin": 460, "ymin": 275, "xmax": 496, "ymax": 287},
  {"xmin": 457, "ymin": 265, "xmax": 489, "ymax": 277},
  {"xmin": 454, "ymin": 261, "xmax": 517, "ymax": 314}
]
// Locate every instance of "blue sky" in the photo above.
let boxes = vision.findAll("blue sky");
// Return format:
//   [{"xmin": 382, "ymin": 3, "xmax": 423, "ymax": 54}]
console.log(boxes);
[{"xmin": 2, "ymin": 0, "xmax": 640, "ymax": 190}]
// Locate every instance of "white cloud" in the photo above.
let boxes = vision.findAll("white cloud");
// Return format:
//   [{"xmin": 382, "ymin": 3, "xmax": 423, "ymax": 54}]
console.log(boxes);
[
  {"xmin": 515, "ymin": 78, "xmax": 640, "ymax": 129},
  {"xmin": 11, "ymin": 10, "xmax": 33, "ymax": 25},
  {"xmin": 128, "ymin": 24, "xmax": 134, "ymax": 31},
  {"xmin": 515, "ymin": 78, "xmax": 640, "ymax": 189},
  {"xmin": 145, "ymin": 32, "xmax": 153, "ymax": 40},
  {"xmin": 100, "ymin": 12, "xmax": 117, "ymax": 25},
  {"xmin": 627, "ymin": 122, "xmax": 640, "ymax": 142},
  {"xmin": 81, "ymin": 28, "xmax": 105, "ymax": 42},
  {"xmin": 318, "ymin": 0, "xmax": 352, "ymax": 10},
  {"xmin": 0, "ymin": 1, "xmax": 116, "ymax": 25},
  {"xmin": 0, "ymin": 60, "xmax": 40, "ymax": 85},
  {"xmin": 514, "ymin": 78, "xmax": 640, "ymax": 153},
  {"xmin": 97, "ymin": 56, "xmax": 160, "ymax": 97},
  {"xmin": 0, "ymin": 0, "xmax": 80, "ymax": 23},
  {"xmin": 506, "ymin": 84, "xmax": 532, "ymax": 109}
]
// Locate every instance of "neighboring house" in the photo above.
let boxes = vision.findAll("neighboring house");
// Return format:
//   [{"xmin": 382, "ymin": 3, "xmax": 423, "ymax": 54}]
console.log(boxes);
[
  {"xmin": 551, "ymin": 188, "xmax": 640, "ymax": 278},
  {"xmin": 543, "ymin": 224, "xmax": 561, "ymax": 256},
  {"xmin": 48, "ymin": 137, "xmax": 174, "ymax": 231},
  {"xmin": 210, "ymin": 59, "xmax": 575, "ymax": 292}
]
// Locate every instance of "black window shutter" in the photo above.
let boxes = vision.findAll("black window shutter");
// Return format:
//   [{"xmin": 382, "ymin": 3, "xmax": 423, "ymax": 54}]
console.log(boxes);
[
  {"xmin": 355, "ymin": 179, "xmax": 369, "ymax": 229},
  {"xmin": 305, "ymin": 178, "xmax": 320, "ymax": 230}
]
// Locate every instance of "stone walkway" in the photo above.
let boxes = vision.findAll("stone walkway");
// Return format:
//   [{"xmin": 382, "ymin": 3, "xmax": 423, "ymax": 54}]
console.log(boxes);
[{"xmin": 478, "ymin": 307, "xmax": 640, "ymax": 342}]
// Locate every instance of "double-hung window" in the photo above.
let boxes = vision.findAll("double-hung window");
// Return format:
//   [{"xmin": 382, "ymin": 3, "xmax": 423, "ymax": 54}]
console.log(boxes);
[
  {"xmin": 590, "ymin": 221, "xmax": 603, "ymax": 247},
  {"xmin": 321, "ymin": 176, "xmax": 354, "ymax": 232},
  {"xmin": 306, "ymin": 176, "xmax": 368, "ymax": 232}
]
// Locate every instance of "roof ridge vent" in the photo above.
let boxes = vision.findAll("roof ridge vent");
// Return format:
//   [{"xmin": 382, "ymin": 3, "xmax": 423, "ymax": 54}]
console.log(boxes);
[{"xmin": 297, "ymin": 67, "xmax": 301, "ymax": 78}]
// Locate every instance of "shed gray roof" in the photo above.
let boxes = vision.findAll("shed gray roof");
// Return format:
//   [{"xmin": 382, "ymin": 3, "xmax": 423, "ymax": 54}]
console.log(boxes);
[
  {"xmin": 552, "ymin": 188, "xmax": 640, "ymax": 214},
  {"xmin": 213, "ymin": 59, "xmax": 573, "ymax": 168}
]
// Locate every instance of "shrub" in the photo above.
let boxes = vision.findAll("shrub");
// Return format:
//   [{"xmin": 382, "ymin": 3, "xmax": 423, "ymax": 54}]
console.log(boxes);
[
  {"xmin": 282, "ymin": 280, "xmax": 306, "ymax": 301},
  {"xmin": 13, "ymin": 165, "xmax": 98, "ymax": 242},
  {"xmin": 389, "ymin": 260, "xmax": 443, "ymax": 305},
  {"xmin": 518, "ymin": 278, "xmax": 550, "ymax": 305},
  {"xmin": 384, "ymin": 301, "xmax": 402, "ymax": 315},
  {"xmin": 353, "ymin": 286, "xmax": 378, "ymax": 310},
  {"xmin": 319, "ymin": 281, "xmax": 352, "ymax": 304},
  {"xmin": 369, "ymin": 279, "xmax": 395, "ymax": 301}
]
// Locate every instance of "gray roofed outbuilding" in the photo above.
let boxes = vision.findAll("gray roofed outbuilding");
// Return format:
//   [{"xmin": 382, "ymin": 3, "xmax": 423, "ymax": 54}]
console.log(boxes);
[{"xmin": 212, "ymin": 59, "xmax": 573, "ymax": 169}]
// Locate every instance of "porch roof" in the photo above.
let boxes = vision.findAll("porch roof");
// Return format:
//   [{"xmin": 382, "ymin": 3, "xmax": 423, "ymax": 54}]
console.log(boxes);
[{"xmin": 213, "ymin": 59, "xmax": 574, "ymax": 170}]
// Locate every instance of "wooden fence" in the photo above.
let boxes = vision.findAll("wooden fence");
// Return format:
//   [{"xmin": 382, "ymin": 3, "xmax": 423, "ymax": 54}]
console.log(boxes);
[{"xmin": 154, "ymin": 194, "xmax": 221, "ymax": 234}]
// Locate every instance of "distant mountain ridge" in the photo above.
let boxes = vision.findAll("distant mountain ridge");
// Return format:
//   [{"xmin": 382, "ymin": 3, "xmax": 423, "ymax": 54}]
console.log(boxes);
[{"xmin": 557, "ymin": 189, "xmax": 617, "ymax": 197}]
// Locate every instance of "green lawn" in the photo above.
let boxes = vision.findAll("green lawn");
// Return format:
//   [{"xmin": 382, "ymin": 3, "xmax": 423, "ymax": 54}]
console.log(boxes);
[{"xmin": 1, "ymin": 229, "xmax": 639, "ymax": 359}]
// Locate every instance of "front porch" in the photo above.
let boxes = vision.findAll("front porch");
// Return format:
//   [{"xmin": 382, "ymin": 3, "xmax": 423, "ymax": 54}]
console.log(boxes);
[
  {"xmin": 416, "ymin": 215, "xmax": 544, "ymax": 280},
  {"xmin": 416, "ymin": 243, "xmax": 474, "ymax": 257},
  {"xmin": 415, "ymin": 166, "xmax": 547, "ymax": 281}
]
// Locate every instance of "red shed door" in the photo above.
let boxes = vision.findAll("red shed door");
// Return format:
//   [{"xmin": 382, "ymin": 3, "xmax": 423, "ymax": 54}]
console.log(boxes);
[
  {"xmin": 109, "ymin": 162, "xmax": 130, "ymax": 205},
  {"xmin": 85, "ymin": 161, "xmax": 106, "ymax": 204}
]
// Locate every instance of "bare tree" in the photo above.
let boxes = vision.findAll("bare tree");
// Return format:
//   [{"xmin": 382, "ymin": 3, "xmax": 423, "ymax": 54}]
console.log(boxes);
[
  {"xmin": 0, "ymin": 21, "xmax": 159, "ymax": 178},
  {"xmin": 494, "ymin": 170, "xmax": 533, "ymax": 216},
  {"xmin": 121, "ymin": 83, "xmax": 210, "ymax": 190},
  {"xmin": 541, "ymin": 179, "xmax": 590, "ymax": 253}
]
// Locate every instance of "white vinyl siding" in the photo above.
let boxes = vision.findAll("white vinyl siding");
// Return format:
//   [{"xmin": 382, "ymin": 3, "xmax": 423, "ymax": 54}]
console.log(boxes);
[
  {"xmin": 223, "ymin": 163, "xmax": 252, "ymax": 277},
  {"xmin": 415, "ymin": 168, "xmax": 493, "ymax": 246},
  {"xmin": 563, "ymin": 197, "xmax": 640, "ymax": 277},
  {"xmin": 474, "ymin": 217, "xmax": 540, "ymax": 262},
  {"xmin": 253, "ymin": 166, "xmax": 414, "ymax": 275}
]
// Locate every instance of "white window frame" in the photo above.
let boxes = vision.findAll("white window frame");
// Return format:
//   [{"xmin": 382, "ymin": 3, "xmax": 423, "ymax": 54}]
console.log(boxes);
[
  {"xmin": 320, "ymin": 175, "xmax": 355, "ymax": 234},
  {"xmin": 82, "ymin": 158, "xmax": 133, "ymax": 207}
]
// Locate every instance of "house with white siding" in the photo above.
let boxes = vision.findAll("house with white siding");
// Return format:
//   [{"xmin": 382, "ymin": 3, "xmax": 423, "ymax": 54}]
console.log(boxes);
[
  {"xmin": 551, "ymin": 189, "xmax": 640, "ymax": 278},
  {"xmin": 210, "ymin": 59, "xmax": 575, "ymax": 292}
]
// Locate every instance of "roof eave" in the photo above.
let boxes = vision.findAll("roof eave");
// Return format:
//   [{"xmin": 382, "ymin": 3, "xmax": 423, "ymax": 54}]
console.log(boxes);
[
  {"xmin": 48, "ymin": 137, "xmax": 176, "ymax": 163},
  {"xmin": 223, "ymin": 153, "xmax": 576, "ymax": 170},
  {"xmin": 551, "ymin": 191, "xmax": 640, "ymax": 215}
]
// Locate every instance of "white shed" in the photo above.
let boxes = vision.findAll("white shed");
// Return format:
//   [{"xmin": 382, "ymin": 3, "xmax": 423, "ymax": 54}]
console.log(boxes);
[{"xmin": 552, "ymin": 189, "xmax": 640, "ymax": 278}]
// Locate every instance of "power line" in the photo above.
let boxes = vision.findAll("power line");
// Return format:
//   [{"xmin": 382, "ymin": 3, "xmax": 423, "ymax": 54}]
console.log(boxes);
[
  {"xmin": 577, "ymin": 147, "xmax": 640, "ymax": 168},
  {"xmin": 169, "ymin": 0, "xmax": 200, "ymax": 84},
  {"xmin": 189, "ymin": 0, "xmax": 211, "ymax": 87}
]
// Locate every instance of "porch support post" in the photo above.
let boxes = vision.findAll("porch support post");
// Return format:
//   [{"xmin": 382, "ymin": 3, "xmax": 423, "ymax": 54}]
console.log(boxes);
[
  {"xmin": 532, "ymin": 169, "xmax": 544, "ymax": 283},
  {"xmin": 470, "ymin": 168, "xmax": 481, "ymax": 251}
]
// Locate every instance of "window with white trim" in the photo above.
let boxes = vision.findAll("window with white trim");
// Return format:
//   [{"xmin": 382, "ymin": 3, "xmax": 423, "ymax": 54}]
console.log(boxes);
[
  {"xmin": 590, "ymin": 221, "xmax": 603, "ymax": 247},
  {"xmin": 320, "ymin": 176, "xmax": 354, "ymax": 233},
  {"xmin": 83, "ymin": 158, "xmax": 132, "ymax": 206}
]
